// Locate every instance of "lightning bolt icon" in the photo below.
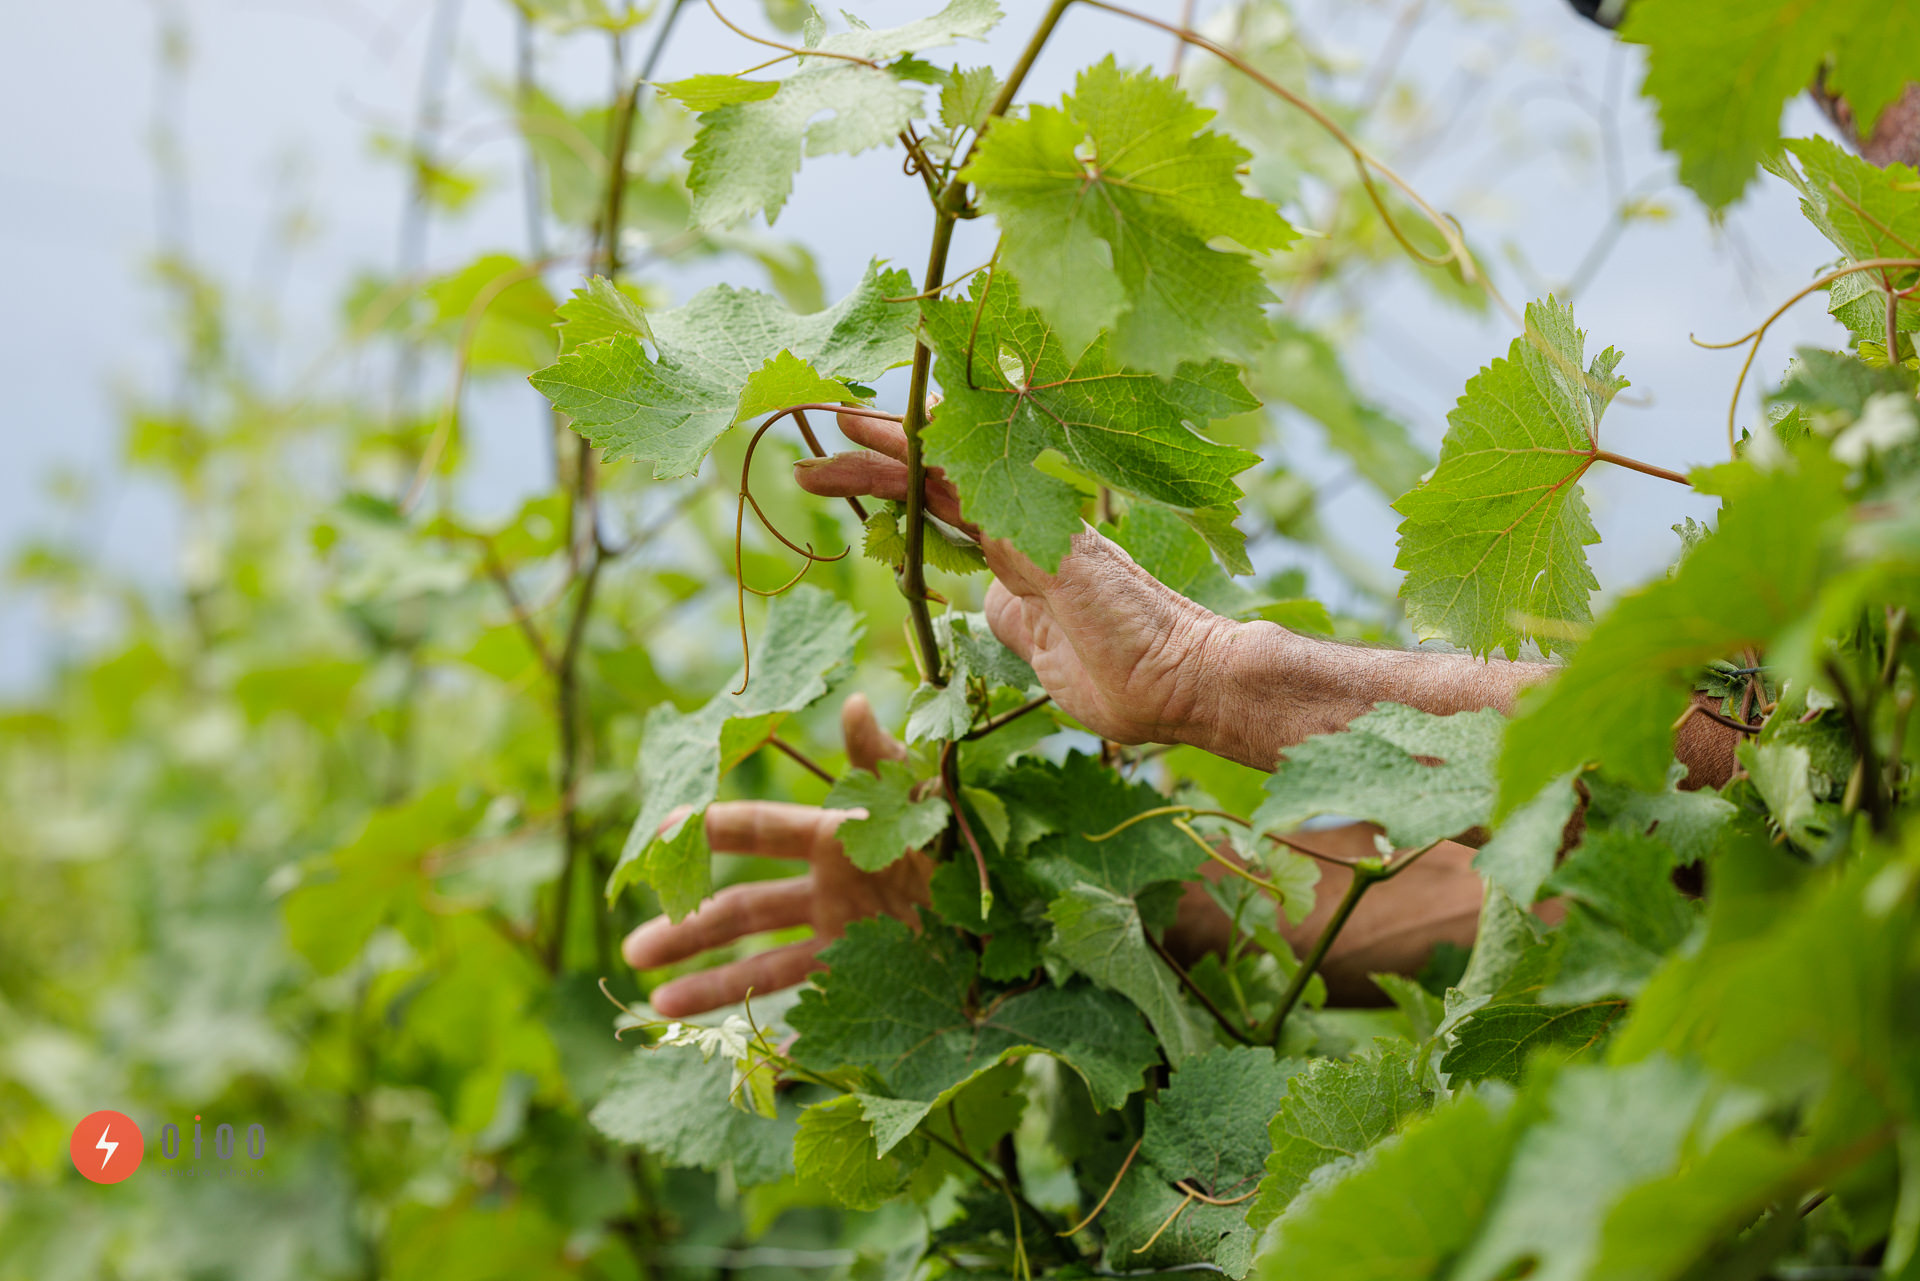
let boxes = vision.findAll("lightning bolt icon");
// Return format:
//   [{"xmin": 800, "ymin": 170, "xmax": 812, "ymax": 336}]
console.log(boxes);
[{"xmin": 95, "ymin": 1124, "xmax": 118, "ymax": 1170}]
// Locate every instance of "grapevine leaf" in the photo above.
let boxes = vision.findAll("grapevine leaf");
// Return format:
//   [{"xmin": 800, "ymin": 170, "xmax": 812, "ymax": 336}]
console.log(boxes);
[
  {"xmin": 1258, "ymin": 317, "xmax": 1432, "ymax": 499},
  {"xmin": 861, "ymin": 501, "xmax": 988, "ymax": 576},
  {"xmin": 823, "ymin": 759, "xmax": 948, "ymax": 871},
  {"xmin": 1250, "ymin": 703, "xmax": 1505, "ymax": 850},
  {"xmin": 1538, "ymin": 829, "xmax": 1695, "ymax": 1003},
  {"xmin": 904, "ymin": 679, "xmax": 971, "ymax": 744},
  {"xmin": 1440, "ymin": 1000, "xmax": 1626, "ymax": 1086},
  {"xmin": 854, "ymin": 1093, "xmax": 935, "ymax": 1157},
  {"xmin": 1045, "ymin": 883, "xmax": 1216, "ymax": 1066},
  {"xmin": 1024, "ymin": 755, "xmax": 1203, "ymax": 898},
  {"xmin": 1582, "ymin": 764, "xmax": 1734, "ymax": 865},
  {"xmin": 1771, "ymin": 137, "xmax": 1920, "ymax": 266},
  {"xmin": 1392, "ymin": 296, "xmax": 1625, "ymax": 659},
  {"xmin": 613, "ymin": 586, "xmax": 862, "ymax": 916},
  {"xmin": 554, "ymin": 276, "xmax": 651, "ymax": 353},
  {"xmin": 1612, "ymin": 840, "xmax": 1917, "ymax": 1103},
  {"xmin": 1247, "ymin": 1041, "xmax": 1432, "ymax": 1231},
  {"xmin": 1106, "ymin": 502, "xmax": 1268, "ymax": 619},
  {"xmin": 794, "ymin": 1093, "xmax": 924, "ymax": 1210},
  {"xmin": 938, "ymin": 64, "xmax": 1000, "ymax": 132},
  {"xmin": 734, "ymin": 349, "xmax": 854, "ymax": 420},
  {"xmin": 589, "ymin": 1047, "xmax": 797, "ymax": 1186},
  {"xmin": 528, "ymin": 261, "xmax": 914, "ymax": 477},
  {"xmin": 1255, "ymin": 1092, "xmax": 1520, "ymax": 1281},
  {"xmin": 965, "ymin": 56, "xmax": 1293, "ymax": 373},
  {"xmin": 654, "ymin": 74, "xmax": 779, "ymax": 111},
  {"xmin": 923, "ymin": 272, "xmax": 1261, "ymax": 572},
  {"xmin": 1586, "ymin": 1122, "xmax": 1803, "ymax": 1281},
  {"xmin": 1496, "ymin": 451, "xmax": 1850, "ymax": 815},
  {"xmin": 1456, "ymin": 885, "xmax": 1557, "ymax": 1001},
  {"xmin": 1103, "ymin": 1047, "xmax": 1303, "ymax": 1278},
  {"xmin": 684, "ymin": 0, "xmax": 1001, "ymax": 227},
  {"xmin": 1620, "ymin": 0, "xmax": 1896, "ymax": 210},
  {"xmin": 1449, "ymin": 1060, "xmax": 1751, "ymax": 1281},
  {"xmin": 943, "ymin": 611, "xmax": 1034, "ymax": 691},
  {"xmin": 789, "ymin": 916, "xmax": 1158, "ymax": 1108},
  {"xmin": 1472, "ymin": 774, "xmax": 1581, "ymax": 907}
]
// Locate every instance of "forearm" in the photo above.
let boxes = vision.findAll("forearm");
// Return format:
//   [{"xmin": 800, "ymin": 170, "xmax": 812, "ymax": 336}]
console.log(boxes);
[
  {"xmin": 1185, "ymin": 622, "xmax": 1551, "ymax": 770},
  {"xmin": 1184, "ymin": 621, "xmax": 1739, "ymax": 790}
]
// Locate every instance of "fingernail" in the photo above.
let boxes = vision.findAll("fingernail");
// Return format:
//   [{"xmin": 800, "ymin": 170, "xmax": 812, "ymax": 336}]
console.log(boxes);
[{"xmin": 793, "ymin": 456, "xmax": 832, "ymax": 470}]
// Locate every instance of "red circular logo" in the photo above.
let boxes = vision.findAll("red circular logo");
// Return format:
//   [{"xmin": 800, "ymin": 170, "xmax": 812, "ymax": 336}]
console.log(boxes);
[{"xmin": 70, "ymin": 1110, "xmax": 144, "ymax": 1184}]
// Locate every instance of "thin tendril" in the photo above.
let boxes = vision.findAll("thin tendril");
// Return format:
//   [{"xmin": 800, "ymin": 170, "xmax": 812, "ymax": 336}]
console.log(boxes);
[
  {"xmin": 964, "ymin": 245, "xmax": 1003, "ymax": 390},
  {"xmin": 1687, "ymin": 257, "xmax": 1920, "ymax": 456},
  {"xmin": 1059, "ymin": 1138, "xmax": 1142, "ymax": 1235},
  {"xmin": 1174, "ymin": 1180, "xmax": 1258, "ymax": 1207},
  {"xmin": 703, "ymin": 0, "xmax": 878, "ymax": 67},
  {"xmin": 1134, "ymin": 1191, "xmax": 1197, "ymax": 1253},
  {"xmin": 732, "ymin": 405, "xmax": 891, "ymax": 693}
]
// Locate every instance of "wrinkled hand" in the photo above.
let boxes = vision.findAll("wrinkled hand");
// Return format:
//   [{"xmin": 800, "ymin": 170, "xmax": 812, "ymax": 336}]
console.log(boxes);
[
  {"xmin": 621, "ymin": 694, "xmax": 932, "ymax": 1017},
  {"xmin": 795, "ymin": 412, "xmax": 1230, "ymax": 746}
]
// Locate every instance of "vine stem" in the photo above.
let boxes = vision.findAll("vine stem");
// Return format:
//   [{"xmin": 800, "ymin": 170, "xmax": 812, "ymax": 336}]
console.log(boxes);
[
  {"xmin": 1589, "ymin": 449, "xmax": 1690, "ymax": 487},
  {"xmin": 1265, "ymin": 839, "xmax": 1443, "ymax": 1045},
  {"xmin": 1690, "ymin": 256, "xmax": 1920, "ymax": 456},
  {"xmin": 1144, "ymin": 928, "xmax": 1256, "ymax": 1045},
  {"xmin": 896, "ymin": 0, "xmax": 1075, "ymax": 685},
  {"xmin": 767, "ymin": 735, "xmax": 835, "ymax": 784},
  {"xmin": 960, "ymin": 694, "xmax": 1053, "ymax": 741},
  {"xmin": 941, "ymin": 742, "xmax": 994, "ymax": 919}
]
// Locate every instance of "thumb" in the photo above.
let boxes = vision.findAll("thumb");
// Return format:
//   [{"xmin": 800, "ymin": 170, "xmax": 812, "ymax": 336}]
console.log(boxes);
[{"xmin": 842, "ymin": 692, "xmax": 908, "ymax": 776}]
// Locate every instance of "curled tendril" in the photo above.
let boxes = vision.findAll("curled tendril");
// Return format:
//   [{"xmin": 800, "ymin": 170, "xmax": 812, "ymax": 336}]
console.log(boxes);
[
  {"xmin": 1687, "ymin": 256, "xmax": 1920, "ymax": 456},
  {"xmin": 731, "ymin": 403, "xmax": 907, "ymax": 694}
]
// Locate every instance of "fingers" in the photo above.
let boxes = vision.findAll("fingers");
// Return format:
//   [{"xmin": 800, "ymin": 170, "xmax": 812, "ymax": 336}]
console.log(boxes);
[
  {"xmin": 842, "ymin": 693, "xmax": 908, "ymax": 776},
  {"xmin": 795, "ymin": 452, "xmax": 979, "ymax": 544},
  {"xmin": 837, "ymin": 410, "xmax": 909, "ymax": 461},
  {"xmin": 984, "ymin": 580, "xmax": 1037, "ymax": 661},
  {"xmin": 702, "ymin": 800, "xmax": 848, "ymax": 861},
  {"xmin": 622, "ymin": 875, "xmax": 815, "ymax": 970},
  {"xmin": 796, "ymin": 451, "xmax": 913, "ymax": 502},
  {"xmin": 647, "ymin": 938, "xmax": 829, "ymax": 1018}
]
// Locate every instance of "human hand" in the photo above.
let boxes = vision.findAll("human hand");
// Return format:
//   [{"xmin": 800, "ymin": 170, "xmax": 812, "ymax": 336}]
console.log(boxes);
[
  {"xmin": 620, "ymin": 693, "xmax": 933, "ymax": 1017},
  {"xmin": 795, "ymin": 412, "xmax": 1233, "ymax": 747}
]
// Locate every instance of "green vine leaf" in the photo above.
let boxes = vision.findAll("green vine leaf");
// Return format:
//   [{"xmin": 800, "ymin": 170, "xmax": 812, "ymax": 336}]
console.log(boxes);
[
  {"xmin": 554, "ymin": 276, "xmax": 651, "ymax": 353},
  {"xmin": 1621, "ymin": 0, "xmax": 1919, "ymax": 210},
  {"xmin": 1251, "ymin": 703, "xmax": 1505, "ymax": 850},
  {"xmin": 794, "ymin": 1093, "xmax": 925, "ymax": 1210},
  {"xmin": 1539, "ymin": 829, "xmax": 1696, "ymax": 1004},
  {"xmin": 966, "ymin": 56, "xmax": 1294, "ymax": 374},
  {"xmin": 823, "ymin": 760, "xmax": 948, "ymax": 871},
  {"xmin": 1392, "ymin": 296, "xmax": 1626, "ymax": 660},
  {"xmin": 1046, "ymin": 882, "xmax": 1217, "ymax": 1066},
  {"xmin": 1496, "ymin": 452, "xmax": 1850, "ymax": 815},
  {"xmin": 613, "ymin": 586, "xmax": 862, "ymax": 917},
  {"xmin": 529, "ymin": 261, "xmax": 914, "ymax": 477},
  {"xmin": 1255, "ymin": 1093, "xmax": 1521, "ymax": 1281},
  {"xmin": 1439, "ymin": 999, "xmax": 1626, "ymax": 1087},
  {"xmin": 1103, "ymin": 1047, "xmax": 1304, "ymax": 1278},
  {"xmin": 923, "ymin": 272, "xmax": 1260, "ymax": 572},
  {"xmin": 789, "ymin": 915, "xmax": 1159, "ymax": 1108},
  {"xmin": 590, "ymin": 1047, "xmax": 798, "ymax": 1186},
  {"xmin": 1247, "ymin": 1042, "xmax": 1431, "ymax": 1231},
  {"xmin": 683, "ymin": 0, "xmax": 1002, "ymax": 227}
]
